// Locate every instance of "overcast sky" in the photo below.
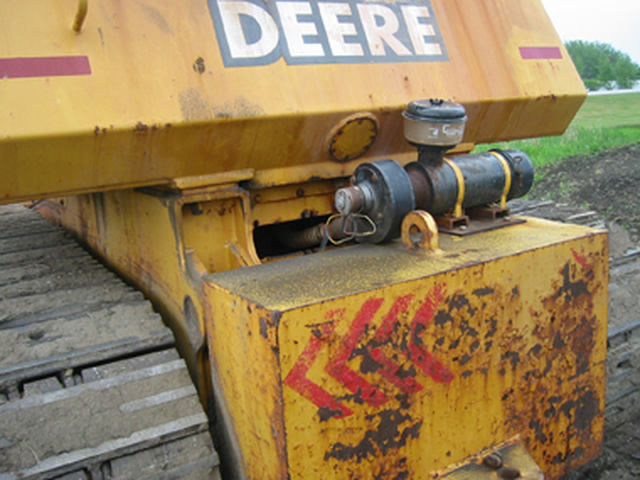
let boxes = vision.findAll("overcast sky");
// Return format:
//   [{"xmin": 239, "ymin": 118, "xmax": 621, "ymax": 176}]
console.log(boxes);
[{"xmin": 540, "ymin": 0, "xmax": 640, "ymax": 64}]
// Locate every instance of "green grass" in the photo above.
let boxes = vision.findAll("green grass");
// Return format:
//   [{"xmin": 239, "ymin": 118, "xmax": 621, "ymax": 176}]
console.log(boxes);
[
  {"xmin": 474, "ymin": 92, "xmax": 640, "ymax": 168},
  {"xmin": 571, "ymin": 92, "xmax": 640, "ymax": 129}
]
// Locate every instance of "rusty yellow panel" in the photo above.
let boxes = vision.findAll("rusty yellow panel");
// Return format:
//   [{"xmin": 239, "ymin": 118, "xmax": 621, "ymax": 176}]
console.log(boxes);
[
  {"xmin": 1, "ymin": 0, "xmax": 584, "ymax": 203},
  {"xmin": 206, "ymin": 218, "xmax": 607, "ymax": 479}
]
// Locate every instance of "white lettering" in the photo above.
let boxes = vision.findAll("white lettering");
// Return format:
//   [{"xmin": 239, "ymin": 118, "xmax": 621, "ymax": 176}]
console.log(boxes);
[
  {"xmin": 210, "ymin": 0, "xmax": 447, "ymax": 66},
  {"xmin": 277, "ymin": 2, "xmax": 324, "ymax": 57},
  {"xmin": 357, "ymin": 4, "xmax": 412, "ymax": 56},
  {"xmin": 402, "ymin": 6, "xmax": 441, "ymax": 56},
  {"xmin": 318, "ymin": 3, "xmax": 363, "ymax": 57},
  {"xmin": 217, "ymin": 1, "xmax": 279, "ymax": 59}
]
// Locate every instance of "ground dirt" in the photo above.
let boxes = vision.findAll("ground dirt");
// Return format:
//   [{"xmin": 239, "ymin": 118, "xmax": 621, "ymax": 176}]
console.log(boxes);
[
  {"xmin": 530, "ymin": 143, "xmax": 640, "ymax": 242},
  {"xmin": 525, "ymin": 143, "xmax": 640, "ymax": 479}
]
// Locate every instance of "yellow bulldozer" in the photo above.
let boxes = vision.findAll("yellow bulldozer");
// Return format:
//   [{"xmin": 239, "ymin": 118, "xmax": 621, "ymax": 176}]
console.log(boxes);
[{"xmin": 0, "ymin": 1, "xmax": 608, "ymax": 478}]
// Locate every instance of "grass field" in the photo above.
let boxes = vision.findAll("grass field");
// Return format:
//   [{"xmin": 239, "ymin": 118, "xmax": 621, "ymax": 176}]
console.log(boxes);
[{"xmin": 474, "ymin": 92, "xmax": 640, "ymax": 167}]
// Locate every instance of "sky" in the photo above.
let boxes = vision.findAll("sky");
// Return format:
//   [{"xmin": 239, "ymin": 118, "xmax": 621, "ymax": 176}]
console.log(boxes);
[{"xmin": 540, "ymin": 0, "xmax": 640, "ymax": 65}]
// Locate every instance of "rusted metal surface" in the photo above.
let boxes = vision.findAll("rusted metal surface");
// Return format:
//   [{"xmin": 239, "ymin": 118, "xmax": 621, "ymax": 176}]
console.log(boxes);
[{"xmin": 207, "ymin": 217, "xmax": 608, "ymax": 478}]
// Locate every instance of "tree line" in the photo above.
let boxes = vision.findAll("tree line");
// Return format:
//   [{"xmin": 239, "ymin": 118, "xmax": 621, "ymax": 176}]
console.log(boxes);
[{"xmin": 565, "ymin": 40, "xmax": 640, "ymax": 91}]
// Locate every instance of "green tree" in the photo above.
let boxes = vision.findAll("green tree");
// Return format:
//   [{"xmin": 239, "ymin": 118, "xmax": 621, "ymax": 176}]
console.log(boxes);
[
  {"xmin": 597, "ymin": 55, "xmax": 615, "ymax": 89},
  {"xmin": 565, "ymin": 40, "xmax": 640, "ymax": 91},
  {"xmin": 616, "ymin": 56, "xmax": 637, "ymax": 89}
]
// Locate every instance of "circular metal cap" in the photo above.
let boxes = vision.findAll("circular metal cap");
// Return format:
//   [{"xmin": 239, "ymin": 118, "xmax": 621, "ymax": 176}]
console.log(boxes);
[
  {"xmin": 404, "ymin": 99, "xmax": 467, "ymax": 123},
  {"xmin": 326, "ymin": 112, "xmax": 379, "ymax": 162}
]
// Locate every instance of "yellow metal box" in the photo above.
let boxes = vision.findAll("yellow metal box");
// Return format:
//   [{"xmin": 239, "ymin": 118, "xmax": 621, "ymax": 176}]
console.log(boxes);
[{"xmin": 205, "ymin": 218, "xmax": 608, "ymax": 479}]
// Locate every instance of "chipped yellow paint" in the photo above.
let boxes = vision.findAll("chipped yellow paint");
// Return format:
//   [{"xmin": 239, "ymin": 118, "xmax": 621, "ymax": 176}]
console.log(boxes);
[
  {"xmin": 0, "ymin": 0, "xmax": 584, "ymax": 204},
  {"xmin": 206, "ymin": 217, "xmax": 608, "ymax": 479}
]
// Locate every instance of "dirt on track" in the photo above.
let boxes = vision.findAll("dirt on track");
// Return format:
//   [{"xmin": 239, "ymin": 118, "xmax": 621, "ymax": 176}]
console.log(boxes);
[{"xmin": 529, "ymin": 143, "xmax": 640, "ymax": 242}]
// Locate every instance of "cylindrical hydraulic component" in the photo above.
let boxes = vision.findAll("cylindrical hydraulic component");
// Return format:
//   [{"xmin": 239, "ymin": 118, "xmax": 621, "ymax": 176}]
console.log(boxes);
[
  {"xmin": 334, "ymin": 101, "xmax": 533, "ymax": 244},
  {"xmin": 405, "ymin": 149, "xmax": 534, "ymax": 215},
  {"xmin": 334, "ymin": 149, "xmax": 533, "ymax": 243},
  {"xmin": 334, "ymin": 160, "xmax": 415, "ymax": 243}
]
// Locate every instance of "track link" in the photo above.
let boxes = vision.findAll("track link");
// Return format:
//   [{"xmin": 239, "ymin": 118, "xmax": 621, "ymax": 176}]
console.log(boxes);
[{"xmin": 0, "ymin": 204, "xmax": 220, "ymax": 480}]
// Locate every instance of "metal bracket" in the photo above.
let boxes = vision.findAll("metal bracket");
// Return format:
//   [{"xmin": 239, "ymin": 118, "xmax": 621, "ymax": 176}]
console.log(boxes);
[{"xmin": 431, "ymin": 436, "xmax": 544, "ymax": 480}]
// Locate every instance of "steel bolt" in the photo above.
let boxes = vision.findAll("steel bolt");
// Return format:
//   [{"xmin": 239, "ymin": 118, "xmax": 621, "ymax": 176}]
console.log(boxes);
[
  {"xmin": 482, "ymin": 452, "xmax": 503, "ymax": 469},
  {"xmin": 497, "ymin": 466, "xmax": 521, "ymax": 479}
]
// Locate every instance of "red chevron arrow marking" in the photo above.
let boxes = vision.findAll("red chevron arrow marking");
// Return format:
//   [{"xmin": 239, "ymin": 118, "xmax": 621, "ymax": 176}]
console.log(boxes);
[
  {"xmin": 326, "ymin": 297, "xmax": 389, "ymax": 407},
  {"xmin": 283, "ymin": 314, "xmax": 353, "ymax": 418},
  {"xmin": 407, "ymin": 286, "xmax": 454, "ymax": 384},
  {"xmin": 285, "ymin": 286, "xmax": 454, "ymax": 419},
  {"xmin": 370, "ymin": 294, "xmax": 424, "ymax": 394}
]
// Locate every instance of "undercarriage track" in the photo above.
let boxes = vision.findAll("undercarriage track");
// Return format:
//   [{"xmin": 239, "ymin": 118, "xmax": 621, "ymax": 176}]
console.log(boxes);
[
  {"xmin": 2, "ymin": 201, "xmax": 639, "ymax": 479},
  {"xmin": 0, "ymin": 204, "xmax": 220, "ymax": 480}
]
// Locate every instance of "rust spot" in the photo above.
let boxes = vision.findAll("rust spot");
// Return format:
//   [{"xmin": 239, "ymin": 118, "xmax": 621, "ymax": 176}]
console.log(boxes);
[
  {"xmin": 485, "ymin": 318, "xmax": 498, "ymax": 338},
  {"xmin": 259, "ymin": 317, "xmax": 268, "ymax": 339},
  {"xmin": 528, "ymin": 344, "xmax": 542, "ymax": 355},
  {"xmin": 553, "ymin": 330, "xmax": 569, "ymax": 349},
  {"xmin": 193, "ymin": 57, "xmax": 206, "ymax": 74},
  {"xmin": 325, "ymin": 408, "xmax": 422, "ymax": 463},
  {"xmin": 318, "ymin": 406, "xmax": 347, "ymax": 422},
  {"xmin": 473, "ymin": 287, "xmax": 494, "ymax": 297},
  {"xmin": 434, "ymin": 311, "xmax": 453, "ymax": 326},
  {"xmin": 501, "ymin": 388, "xmax": 513, "ymax": 401},
  {"xmin": 134, "ymin": 122, "xmax": 149, "ymax": 132},
  {"xmin": 559, "ymin": 389, "xmax": 599, "ymax": 431},
  {"xmin": 502, "ymin": 351, "xmax": 520, "ymax": 369},
  {"xmin": 357, "ymin": 347, "xmax": 383, "ymax": 374},
  {"xmin": 458, "ymin": 319, "xmax": 479, "ymax": 337},
  {"xmin": 553, "ymin": 263, "xmax": 590, "ymax": 303},
  {"xmin": 459, "ymin": 353, "xmax": 471, "ymax": 365},
  {"xmin": 449, "ymin": 294, "xmax": 471, "ymax": 312},
  {"xmin": 536, "ymin": 93, "xmax": 557, "ymax": 102},
  {"xmin": 529, "ymin": 419, "xmax": 548, "ymax": 444}
]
